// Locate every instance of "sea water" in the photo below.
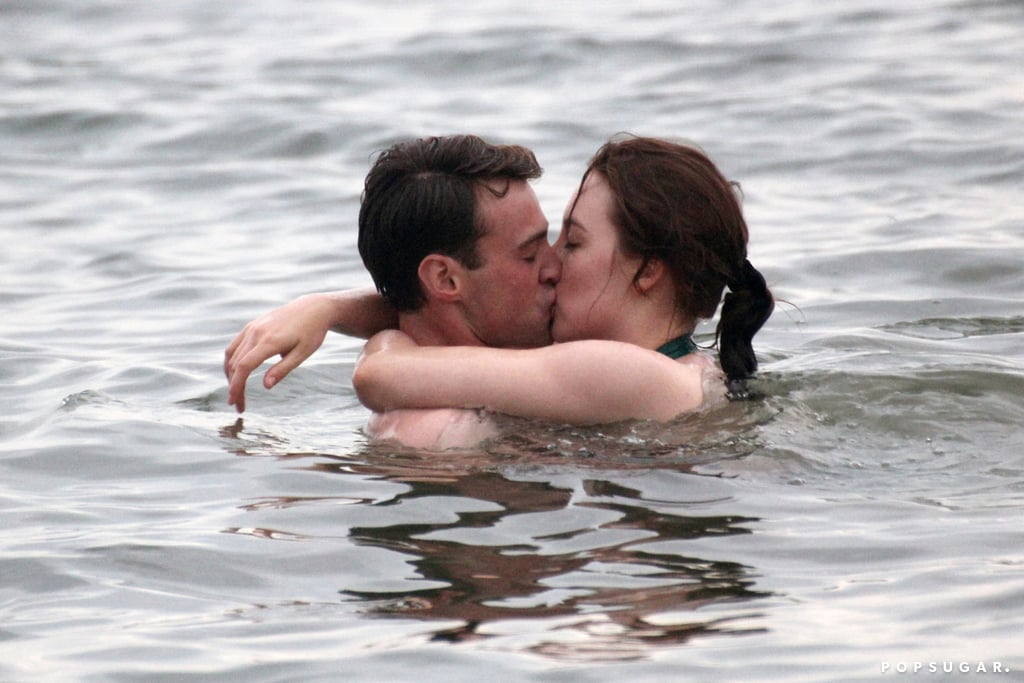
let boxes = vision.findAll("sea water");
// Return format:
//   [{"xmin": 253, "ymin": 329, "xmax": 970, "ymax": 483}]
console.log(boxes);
[{"xmin": 2, "ymin": 1, "xmax": 1023, "ymax": 681}]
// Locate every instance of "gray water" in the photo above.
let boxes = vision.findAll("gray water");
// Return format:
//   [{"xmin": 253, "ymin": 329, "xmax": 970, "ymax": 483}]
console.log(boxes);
[{"xmin": 2, "ymin": 1, "xmax": 1023, "ymax": 681}]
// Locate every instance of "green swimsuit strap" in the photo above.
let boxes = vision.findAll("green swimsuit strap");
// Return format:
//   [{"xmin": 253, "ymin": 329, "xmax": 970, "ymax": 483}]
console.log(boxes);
[{"xmin": 655, "ymin": 334, "xmax": 698, "ymax": 359}]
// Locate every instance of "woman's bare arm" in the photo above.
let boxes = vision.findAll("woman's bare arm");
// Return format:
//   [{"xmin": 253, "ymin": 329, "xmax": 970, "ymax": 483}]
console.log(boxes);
[{"xmin": 353, "ymin": 334, "xmax": 704, "ymax": 425}]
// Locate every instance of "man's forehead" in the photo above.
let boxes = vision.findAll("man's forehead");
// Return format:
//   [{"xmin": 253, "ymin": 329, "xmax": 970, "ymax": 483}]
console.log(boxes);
[{"xmin": 476, "ymin": 181, "xmax": 546, "ymax": 239}]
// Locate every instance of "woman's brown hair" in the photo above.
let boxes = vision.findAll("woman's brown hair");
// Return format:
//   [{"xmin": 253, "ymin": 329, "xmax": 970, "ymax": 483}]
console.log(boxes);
[{"xmin": 581, "ymin": 135, "xmax": 773, "ymax": 397}]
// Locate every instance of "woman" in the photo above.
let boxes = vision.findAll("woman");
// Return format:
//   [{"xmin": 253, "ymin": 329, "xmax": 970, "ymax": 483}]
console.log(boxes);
[{"xmin": 352, "ymin": 136, "xmax": 774, "ymax": 432}]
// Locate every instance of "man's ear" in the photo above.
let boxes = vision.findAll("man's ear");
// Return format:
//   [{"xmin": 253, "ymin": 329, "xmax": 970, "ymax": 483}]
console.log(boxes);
[
  {"xmin": 418, "ymin": 254, "xmax": 464, "ymax": 302},
  {"xmin": 634, "ymin": 257, "xmax": 666, "ymax": 294}
]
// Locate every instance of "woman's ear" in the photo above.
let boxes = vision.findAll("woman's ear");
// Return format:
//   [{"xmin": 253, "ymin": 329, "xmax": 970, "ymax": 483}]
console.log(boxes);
[
  {"xmin": 633, "ymin": 257, "xmax": 666, "ymax": 294},
  {"xmin": 418, "ymin": 254, "xmax": 464, "ymax": 302}
]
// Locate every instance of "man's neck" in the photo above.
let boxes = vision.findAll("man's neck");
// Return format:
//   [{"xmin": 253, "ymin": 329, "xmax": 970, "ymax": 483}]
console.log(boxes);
[{"xmin": 397, "ymin": 307, "xmax": 484, "ymax": 347}]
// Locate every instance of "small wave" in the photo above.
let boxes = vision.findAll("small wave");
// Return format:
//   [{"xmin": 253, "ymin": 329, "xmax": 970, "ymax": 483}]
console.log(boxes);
[
  {"xmin": 1, "ymin": 109, "xmax": 145, "ymax": 136},
  {"xmin": 881, "ymin": 315, "xmax": 1024, "ymax": 340},
  {"xmin": 59, "ymin": 389, "xmax": 117, "ymax": 411}
]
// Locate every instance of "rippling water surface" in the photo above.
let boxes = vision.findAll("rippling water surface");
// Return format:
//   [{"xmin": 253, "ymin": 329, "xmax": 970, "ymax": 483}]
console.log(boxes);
[{"xmin": 2, "ymin": 1, "xmax": 1023, "ymax": 681}]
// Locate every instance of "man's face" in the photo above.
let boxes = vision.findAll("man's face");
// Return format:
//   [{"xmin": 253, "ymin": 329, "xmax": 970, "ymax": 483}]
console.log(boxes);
[{"xmin": 459, "ymin": 180, "xmax": 560, "ymax": 348}]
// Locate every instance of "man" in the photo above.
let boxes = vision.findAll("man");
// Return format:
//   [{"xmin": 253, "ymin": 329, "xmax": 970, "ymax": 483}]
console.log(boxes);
[{"xmin": 224, "ymin": 135, "xmax": 560, "ymax": 443}]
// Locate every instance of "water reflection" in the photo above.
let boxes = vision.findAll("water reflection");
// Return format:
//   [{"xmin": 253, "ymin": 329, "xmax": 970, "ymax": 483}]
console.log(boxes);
[
  {"xmin": 339, "ymin": 457, "xmax": 765, "ymax": 658},
  {"xmin": 222, "ymin": 422, "xmax": 770, "ymax": 660}
]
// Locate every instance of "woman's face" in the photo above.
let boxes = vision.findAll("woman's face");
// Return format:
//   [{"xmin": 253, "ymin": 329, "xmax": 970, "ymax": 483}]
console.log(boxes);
[{"xmin": 552, "ymin": 171, "xmax": 644, "ymax": 343}]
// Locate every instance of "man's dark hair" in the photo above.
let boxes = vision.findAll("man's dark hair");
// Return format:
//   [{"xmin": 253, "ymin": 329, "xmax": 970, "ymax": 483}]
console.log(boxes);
[{"xmin": 357, "ymin": 135, "xmax": 542, "ymax": 311}]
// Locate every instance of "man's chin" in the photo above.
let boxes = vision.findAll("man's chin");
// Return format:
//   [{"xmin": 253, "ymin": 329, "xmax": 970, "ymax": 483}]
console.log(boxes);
[
  {"xmin": 524, "ymin": 334, "xmax": 553, "ymax": 349},
  {"xmin": 529, "ymin": 328, "xmax": 555, "ymax": 348}
]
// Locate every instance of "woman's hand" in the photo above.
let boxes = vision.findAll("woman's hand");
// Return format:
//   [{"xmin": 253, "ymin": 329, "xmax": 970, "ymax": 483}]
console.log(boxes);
[
  {"xmin": 224, "ymin": 288, "xmax": 397, "ymax": 412},
  {"xmin": 224, "ymin": 293, "xmax": 338, "ymax": 412}
]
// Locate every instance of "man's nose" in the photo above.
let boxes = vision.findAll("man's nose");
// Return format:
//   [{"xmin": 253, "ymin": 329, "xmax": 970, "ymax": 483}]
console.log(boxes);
[{"xmin": 539, "ymin": 244, "xmax": 561, "ymax": 285}]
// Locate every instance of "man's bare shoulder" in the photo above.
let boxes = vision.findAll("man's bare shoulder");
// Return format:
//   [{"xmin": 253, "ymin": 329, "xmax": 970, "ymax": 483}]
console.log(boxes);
[{"xmin": 366, "ymin": 408, "xmax": 499, "ymax": 450}]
